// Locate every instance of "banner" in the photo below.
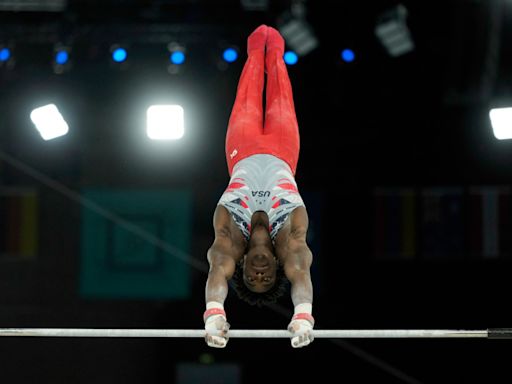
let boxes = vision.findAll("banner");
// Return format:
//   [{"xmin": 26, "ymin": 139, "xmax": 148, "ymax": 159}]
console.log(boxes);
[
  {"xmin": 420, "ymin": 188, "xmax": 464, "ymax": 260},
  {"xmin": 374, "ymin": 188, "xmax": 416, "ymax": 260},
  {"xmin": 469, "ymin": 187, "xmax": 512, "ymax": 259}
]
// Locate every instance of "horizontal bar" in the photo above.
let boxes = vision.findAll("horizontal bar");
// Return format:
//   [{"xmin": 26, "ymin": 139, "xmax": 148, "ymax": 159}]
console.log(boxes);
[
  {"xmin": 488, "ymin": 328, "xmax": 512, "ymax": 339},
  {"xmin": 0, "ymin": 328, "xmax": 492, "ymax": 338}
]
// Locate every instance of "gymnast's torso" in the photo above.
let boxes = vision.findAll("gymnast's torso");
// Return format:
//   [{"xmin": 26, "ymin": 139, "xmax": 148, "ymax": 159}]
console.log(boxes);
[{"xmin": 218, "ymin": 154, "xmax": 305, "ymax": 242}]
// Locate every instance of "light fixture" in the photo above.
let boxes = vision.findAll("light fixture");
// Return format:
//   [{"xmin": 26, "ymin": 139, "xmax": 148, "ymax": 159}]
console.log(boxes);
[
  {"xmin": 30, "ymin": 104, "xmax": 69, "ymax": 141},
  {"xmin": 375, "ymin": 4, "xmax": 414, "ymax": 57},
  {"xmin": 111, "ymin": 46, "xmax": 128, "ymax": 63},
  {"xmin": 341, "ymin": 48, "xmax": 355, "ymax": 63},
  {"xmin": 53, "ymin": 44, "xmax": 71, "ymax": 74},
  {"xmin": 283, "ymin": 51, "xmax": 298, "ymax": 65},
  {"xmin": 146, "ymin": 105, "xmax": 185, "ymax": 140},
  {"xmin": 222, "ymin": 48, "xmax": 238, "ymax": 63},
  {"xmin": 489, "ymin": 107, "xmax": 512, "ymax": 140}
]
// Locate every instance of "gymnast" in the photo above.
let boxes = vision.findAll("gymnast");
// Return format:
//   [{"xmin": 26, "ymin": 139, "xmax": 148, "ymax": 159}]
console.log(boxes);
[{"xmin": 203, "ymin": 25, "xmax": 314, "ymax": 348}]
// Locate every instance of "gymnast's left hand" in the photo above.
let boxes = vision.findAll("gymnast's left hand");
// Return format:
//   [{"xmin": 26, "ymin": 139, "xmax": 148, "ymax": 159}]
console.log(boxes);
[{"xmin": 287, "ymin": 317, "xmax": 314, "ymax": 348}]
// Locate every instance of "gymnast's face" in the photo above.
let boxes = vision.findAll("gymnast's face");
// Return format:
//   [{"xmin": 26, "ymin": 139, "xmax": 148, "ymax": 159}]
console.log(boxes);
[{"xmin": 243, "ymin": 244, "xmax": 277, "ymax": 293}]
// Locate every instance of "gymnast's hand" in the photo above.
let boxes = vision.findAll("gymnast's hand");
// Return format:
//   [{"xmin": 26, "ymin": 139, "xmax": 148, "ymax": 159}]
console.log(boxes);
[
  {"xmin": 288, "ymin": 313, "xmax": 315, "ymax": 348},
  {"xmin": 204, "ymin": 310, "xmax": 230, "ymax": 348}
]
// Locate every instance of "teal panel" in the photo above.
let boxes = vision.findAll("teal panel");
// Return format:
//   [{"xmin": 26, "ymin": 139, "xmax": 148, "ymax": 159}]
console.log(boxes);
[{"xmin": 80, "ymin": 189, "xmax": 192, "ymax": 300}]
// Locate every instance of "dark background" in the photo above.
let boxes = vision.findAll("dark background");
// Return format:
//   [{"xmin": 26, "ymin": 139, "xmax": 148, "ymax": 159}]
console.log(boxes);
[{"xmin": 1, "ymin": 0, "xmax": 512, "ymax": 383}]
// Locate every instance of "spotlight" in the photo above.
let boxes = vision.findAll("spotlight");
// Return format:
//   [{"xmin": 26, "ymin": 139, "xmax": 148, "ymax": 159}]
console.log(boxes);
[
  {"xmin": 222, "ymin": 48, "xmax": 238, "ymax": 63},
  {"xmin": 489, "ymin": 107, "xmax": 512, "ymax": 140},
  {"xmin": 0, "ymin": 45, "xmax": 15, "ymax": 69},
  {"xmin": 375, "ymin": 4, "xmax": 414, "ymax": 57},
  {"xmin": 111, "ymin": 47, "xmax": 128, "ymax": 63},
  {"xmin": 170, "ymin": 51, "xmax": 186, "ymax": 65},
  {"xmin": 341, "ymin": 49, "xmax": 355, "ymax": 63},
  {"xmin": 146, "ymin": 105, "xmax": 184, "ymax": 140},
  {"xmin": 276, "ymin": 1, "xmax": 317, "ymax": 58},
  {"xmin": 30, "ymin": 104, "xmax": 69, "ymax": 141},
  {"xmin": 0, "ymin": 0, "xmax": 66, "ymax": 11},
  {"xmin": 53, "ymin": 45, "xmax": 71, "ymax": 74},
  {"xmin": 167, "ymin": 43, "xmax": 186, "ymax": 74},
  {"xmin": 278, "ymin": 16, "xmax": 318, "ymax": 57},
  {"xmin": 240, "ymin": 0, "xmax": 269, "ymax": 11},
  {"xmin": 0, "ymin": 47, "xmax": 11, "ymax": 62},
  {"xmin": 283, "ymin": 51, "xmax": 298, "ymax": 65},
  {"xmin": 55, "ymin": 50, "xmax": 69, "ymax": 65}
]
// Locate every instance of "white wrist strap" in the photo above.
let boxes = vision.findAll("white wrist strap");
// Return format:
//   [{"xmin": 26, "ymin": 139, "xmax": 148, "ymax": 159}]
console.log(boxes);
[
  {"xmin": 206, "ymin": 301, "xmax": 224, "ymax": 310},
  {"xmin": 294, "ymin": 303, "xmax": 312, "ymax": 315}
]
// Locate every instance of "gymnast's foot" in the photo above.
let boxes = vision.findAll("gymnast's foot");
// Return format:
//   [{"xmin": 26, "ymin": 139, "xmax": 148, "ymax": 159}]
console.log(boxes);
[
  {"xmin": 247, "ymin": 24, "xmax": 268, "ymax": 54},
  {"xmin": 266, "ymin": 26, "xmax": 285, "ymax": 55},
  {"xmin": 265, "ymin": 26, "xmax": 285, "ymax": 72}
]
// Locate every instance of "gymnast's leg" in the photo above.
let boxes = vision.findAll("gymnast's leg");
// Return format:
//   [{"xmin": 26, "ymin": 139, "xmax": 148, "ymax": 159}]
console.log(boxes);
[
  {"xmin": 263, "ymin": 26, "xmax": 300, "ymax": 175},
  {"xmin": 225, "ymin": 25, "xmax": 267, "ymax": 175}
]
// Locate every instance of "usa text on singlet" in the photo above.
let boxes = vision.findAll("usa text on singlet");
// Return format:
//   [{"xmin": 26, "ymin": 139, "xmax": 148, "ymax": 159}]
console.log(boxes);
[{"xmin": 218, "ymin": 154, "xmax": 305, "ymax": 241}]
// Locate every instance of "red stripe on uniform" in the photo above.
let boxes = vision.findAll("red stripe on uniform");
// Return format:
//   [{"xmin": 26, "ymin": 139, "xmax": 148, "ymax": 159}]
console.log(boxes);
[
  {"xmin": 226, "ymin": 182, "xmax": 245, "ymax": 192},
  {"xmin": 277, "ymin": 183, "xmax": 298, "ymax": 192}
]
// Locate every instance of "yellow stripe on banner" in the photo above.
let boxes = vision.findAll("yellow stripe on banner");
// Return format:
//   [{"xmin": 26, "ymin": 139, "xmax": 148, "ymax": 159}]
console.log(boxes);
[
  {"xmin": 401, "ymin": 190, "xmax": 415, "ymax": 259},
  {"xmin": 19, "ymin": 193, "xmax": 38, "ymax": 258}
]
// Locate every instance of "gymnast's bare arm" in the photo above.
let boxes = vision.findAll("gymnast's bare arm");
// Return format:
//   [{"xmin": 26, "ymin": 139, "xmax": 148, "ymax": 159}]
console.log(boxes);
[
  {"xmin": 205, "ymin": 206, "xmax": 245, "ymax": 303},
  {"xmin": 275, "ymin": 206, "xmax": 314, "ymax": 348},
  {"xmin": 204, "ymin": 206, "xmax": 245, "ymax": 348},
  {"xmin": 277, "ymin": 206, "xmax": 313, "ymax": 305}
]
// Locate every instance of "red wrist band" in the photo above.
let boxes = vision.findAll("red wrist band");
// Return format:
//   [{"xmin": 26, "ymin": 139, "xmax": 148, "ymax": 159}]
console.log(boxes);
[
  {"xmin": 292, "ymin": 313, "xmax": 315, "ymax": 326},
  {"xmin": 203, "ymin": 308, "xmax": 226, "ymax": 323}
]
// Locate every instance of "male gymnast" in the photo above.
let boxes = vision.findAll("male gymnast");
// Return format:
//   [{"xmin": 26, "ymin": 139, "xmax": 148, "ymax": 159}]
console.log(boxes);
[{"xmin": 204, "ymin": 25, "xmax": 314, "ymax": 349}]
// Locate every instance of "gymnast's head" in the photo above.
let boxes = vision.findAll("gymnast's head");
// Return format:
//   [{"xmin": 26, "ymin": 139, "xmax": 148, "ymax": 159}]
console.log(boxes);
[{"xmin": 231, "ymin": 217, "xmax": 288, "ymax": 306}]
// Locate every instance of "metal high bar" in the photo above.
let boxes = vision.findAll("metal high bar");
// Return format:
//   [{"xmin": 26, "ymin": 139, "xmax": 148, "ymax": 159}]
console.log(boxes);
[{"xmin": 0, "ymin": 328, "xmax": 510, "ymax": 338}]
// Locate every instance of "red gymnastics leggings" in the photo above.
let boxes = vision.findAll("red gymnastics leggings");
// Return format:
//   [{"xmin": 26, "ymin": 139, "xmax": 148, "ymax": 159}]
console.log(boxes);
[{"xmin": 225, "ymin": 38, "xmax": 300, "ymax": 175}]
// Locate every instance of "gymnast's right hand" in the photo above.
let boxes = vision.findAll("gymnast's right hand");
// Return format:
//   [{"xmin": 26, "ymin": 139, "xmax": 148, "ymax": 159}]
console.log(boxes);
[{"xmin": 204, "ymin": 304, "xmax": 230, "ymax": 348}]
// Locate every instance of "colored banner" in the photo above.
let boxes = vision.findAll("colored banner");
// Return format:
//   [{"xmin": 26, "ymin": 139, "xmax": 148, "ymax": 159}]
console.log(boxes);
[
  {"xmin": 469, "ymin": 186, "xmax": 512, "ymax": 259},
  {"xmin": 420, "ymin": 188, "xmax": 464, "ymax": 260},
  {"xmin": 374, "ymin": 188, "xmax": 416, "ymax": 260}
]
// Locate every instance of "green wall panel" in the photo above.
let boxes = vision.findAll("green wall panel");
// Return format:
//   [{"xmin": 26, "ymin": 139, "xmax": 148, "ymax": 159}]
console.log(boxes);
[{"xmin": 80, "ymin": 189, "xmax": 192, "ymax": 300}]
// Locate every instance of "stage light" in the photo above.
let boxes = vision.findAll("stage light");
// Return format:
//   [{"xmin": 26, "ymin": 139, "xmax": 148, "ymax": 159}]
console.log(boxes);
[
  {"xmin": 489, "ymin": 107, "xmax": 512, "ymax": 140},
  {"xmin": 222, "ymin": 48, "xmax": 238, "ymax": 63},
  {"xmin": 52, "ymin": 45, "xmax": 72, "ymax": 74},
  {"xmin": 146, "ymin": 105, "xmax": 184, "ymax": 140},
  {"xmin": 170, "ymin": 51, "xmax": 186, "ymax": 65},
  {"xmin": 167, "ymin": 43, "xmax": 186, "ymax": 74},
  {"xmin": 112, "ymin": 47, "xmax": 127, "ymax": 63},
  {"xmin": 284, "ymin": 51, "xmax": 298, "ymax": 65},
  {"xmin": 0, "ymin": 0, "xmax": 66, "ymax": 11},
  {"xmin": 30, "ymin": 104, "xmax": 69, "ymax": 141},
  {"xmin": 240, "ymin": 0, "xmax": 268, "ymax": 11},
  {"xmin": 279, "ymin": 18, "xmax": 318, "ymax": 57},
  {"xmin": 55, "ymin": 50, "xmax": 69, "ymax": 65},
  {"xmin": 341, "ymin": 49, "xmax": 355, "ymax": 63},
  {"xmin": 0, "ymin": 47, "xmax": 10, "ymax": 62},
  {"xmin": 375, "ymin": 4, "xmax": 414, "ymax": 57}
]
